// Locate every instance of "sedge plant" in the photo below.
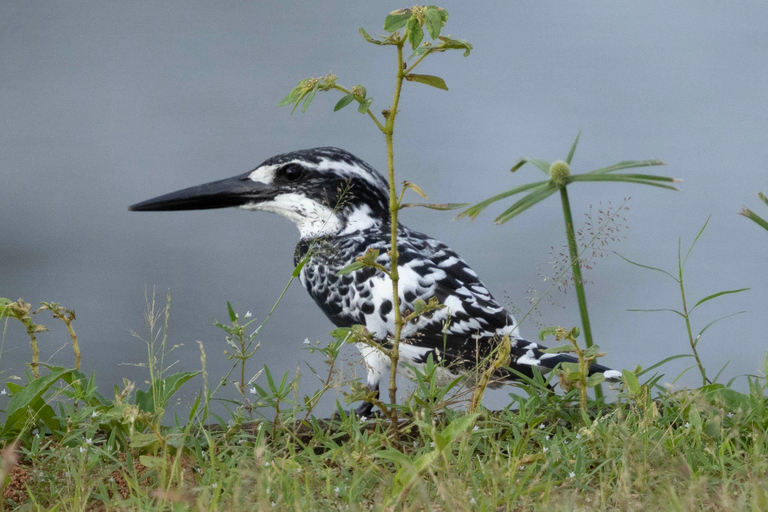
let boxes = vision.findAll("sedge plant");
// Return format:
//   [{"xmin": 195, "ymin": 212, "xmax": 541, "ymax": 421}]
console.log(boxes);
[
  {"xmin": 277, "ymin": 6, "xmax": 471, "ymax": 424},
  {"xmin": 461, "ymin": 133, "xmax": 678, "ymax": 397}
]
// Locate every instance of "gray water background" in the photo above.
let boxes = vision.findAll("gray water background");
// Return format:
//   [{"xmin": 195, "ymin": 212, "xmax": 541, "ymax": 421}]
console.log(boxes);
[{"xmin": 2, "ymin": 1, "xmax": 767, "ymax": 415}]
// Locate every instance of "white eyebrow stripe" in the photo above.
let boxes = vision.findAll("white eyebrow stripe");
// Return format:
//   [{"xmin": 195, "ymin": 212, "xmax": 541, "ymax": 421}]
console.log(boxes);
[{"xmin": 248, "ymin": 164, "xmax": 279, "ymax": 184}]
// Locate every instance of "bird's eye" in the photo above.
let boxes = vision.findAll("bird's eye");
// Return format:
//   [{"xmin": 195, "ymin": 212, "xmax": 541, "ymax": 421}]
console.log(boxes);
[{"xmin": 282, "ymin": 165, "xmax": 304, "ymax": 182}]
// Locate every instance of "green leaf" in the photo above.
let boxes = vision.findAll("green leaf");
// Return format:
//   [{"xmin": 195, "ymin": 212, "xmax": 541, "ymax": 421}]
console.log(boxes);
[
  {"xmin": 333, "ymin": 94, "xmax": 355, "ymax": 112},
  {"xmin": 693, "ymin": 311, "xmax": 745, "ymax": 347},
  {"xmin": 400, "ymin": 202, "xmax": 468, "ymax": 211},
  {"xmin": 458, "ymin": 180, "xmax": 549, "ymax": 220},
  {"xmin": 358, "ymin": 97, "xmax": 373, "ymax": 114},
  {"xmin": 405, "ymin": 73, "xmax": 448, "ymax": 90},
  {"xmin": 437, "ymin": 36, "xmax": 472, "ymax": 56},
  {"xmin": 301, "ymin": 85, "xmax": 317, "ymax": 113},
  {"xmin": 407, "ymin": 17, "xmax": 423, "ymax": 49},
  {"xmin": 511, "ymin": 157, "xmax": 551, "ymax": 175},
  {"xmin": 684, "ymin": 216, "xmax": 710, "ymax": 266},
  {"xmin": 615, "ymin": 253, "xmax": 679, "ymax": 282},
  {"xmin": 425, "ymin": 7, "xmax": 443, "ymax": 39},
  {"xmin": 566, "ymin": 131, "xmax": 581, "ymax": 165},
  {"xmin": 495, "ymin": 185, "xmax": 558, "ymax": 224},
  {"xmin": 403, "ymin": 181, "xmax": 428, "ymax": 199},
  {"xmin": 568, "ymin": 174, "xmax": 679, "ymax": 190},
  {"xmin": 763, "ymin": 346, "xmax": 768, "ymax": 383},
  {"xmin": 622, "ymin": 369, "xmax": 641, "ymax": 395},
  {"xmin": 636, "ymin": 354, "xmax": 693, "ymax": 377},
  {"xmin": 384, "ymin": 9, "xmax": 412, "ymax": 32},
  {"xmin": 587, "ymin": 159, "xmax": 666, "ymax": 174},
  {"xmin": 691, "ymin": 288, "xmax": 750, "ymax": 311},
  {"xmin": 129, "ymin": 432, "xmax": 159, "ymax": 449},
  {"xmin": 336, "ymin": 261, "xmax": 366, "ymax": 276},
  {"xmin": 537, "ymin": 326, "xmax": 559, "ymax": 341},
  {"xmin": 2, "ymin": 368, "xmax": 75, "ymax": 435},
  {"xmin": 586, "ymin": 373, "xmax": 605, "ymax": 387},
  {"xmin": 739, "ymin": 207, "xmax": 768, "ymax": 232},
  {"xmin": 626, "ymin": 308, "xmax": 686, "ymax": 318},
  {"xmin": 227, "ymin": 301, "xmax": 237, "ymax": 322},
  {"xmin": 541, "ymin": 345, "xmax": 577, "ymax": 354},
  {"xmin": 358, "ymin": 27, "xmax": 382, "ymax": 45}
]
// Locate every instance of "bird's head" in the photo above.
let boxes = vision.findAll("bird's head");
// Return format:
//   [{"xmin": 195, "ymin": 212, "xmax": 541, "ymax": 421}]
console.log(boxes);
[{"xmin": 129, "ymin": 147, "xmax": 390, "ymax": 238}]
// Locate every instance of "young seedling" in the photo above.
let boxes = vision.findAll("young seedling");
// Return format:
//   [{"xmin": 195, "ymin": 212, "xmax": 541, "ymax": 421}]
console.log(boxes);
[
  {"xmin": 461, "ymin": 134, "xmax": 678, "ymax": 397},
  {"xmin": 278, "ymin": 6, "xmax": 472, "ymax": 425}
]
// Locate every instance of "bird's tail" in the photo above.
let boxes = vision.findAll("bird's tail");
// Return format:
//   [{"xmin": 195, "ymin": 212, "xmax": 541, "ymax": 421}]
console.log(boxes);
[{"xmin": 508, "ymin": 338, "xmax": 622, "ymax": 382}]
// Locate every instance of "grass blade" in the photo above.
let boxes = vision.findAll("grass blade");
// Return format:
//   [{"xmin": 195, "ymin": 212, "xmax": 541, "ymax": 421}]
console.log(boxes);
[
  {"xmin": 693, "ymin": 311, "xmax": 745, "ymax": 347},
  {"xmin": 615, "ymin": 253, "xmax": 678, "ymax": 282},
  {"xmin": 458, "ymin": 180, "xmax": 549, "ymax": 220},
  {"xmin": 587, "ymin": 159, "xmax": 665, "ymax": 174},
  {"xmin": 566, "ymin": 131, "xmax": 581, "ymax": 165},
  {"xmin": 569, "ymin": 174, "xmax": 679, "ymax": 190},
  {"xmin": 691, "ymin": 288, "xmax": 750, "ymax": 311},
  {"xmin": 684, "ymin": 216, "xmax": 710, "ymax": 267},
  {"xmin": 626, "ymin": 308, "xmax": 686, "ymax": 318},
  {"xmin": 511, "ymin": 157, "xmax": 550, "ymax": 175},
  {"xmin": 636, "ymin": 354, "xmax": 694, "ymax": 377},
  {"xmin": 494, "ymin": 185, "xmax": 558, "ymax": 224},
  {"xmin": 740, "ymin": 207, "xmax": 768, "ymax": 231}
]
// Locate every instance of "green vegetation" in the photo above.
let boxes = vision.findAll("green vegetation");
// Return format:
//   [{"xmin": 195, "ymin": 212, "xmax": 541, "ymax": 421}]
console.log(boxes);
[{"xmin": 2, "ymin": 6, "xmax": 767, "ymax": 511}]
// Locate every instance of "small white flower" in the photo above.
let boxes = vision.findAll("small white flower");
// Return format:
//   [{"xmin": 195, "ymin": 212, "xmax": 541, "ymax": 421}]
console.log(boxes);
[
  {"xmin": 360, "ymin": 416, "xmax": 368, "ymax": 422},
  {"xmin": 543, "ymin": 447, "xmax": 549, "ymax": 453},
  {"xmin": 271, "ymin": 502, "xmax": 276, "ymax": 508},
  {"xmin": 334, "ymin": 486, "xmax": 340, "ymax": 494},
  {"xmin": 79, "ymin": 446, "xmax": 87, "ymax": 453},
  {"xmin": 237, "ymin": 438, "xmax": 244, "ymax": 445},
  {"xmin": 196, "ymin": 467, "xmax": 202, "ymax": 473},
  {"xmin": 430, "ymin": 442, "xmax": 435, "ymax": 448},
  {"xmin": 727, "ymin": 412, "xmax": 734, "ymax": 418},
  {"xmin": 684, "ymin": 422, "xmax": 690, "ymax": 428},
  {"xmin": 303, "ymin": 338, "xmax": 311, "ymax": 344},
  {"xmin": 470, "ymin": 497, "xmax": 476, "ymax": 505},
  {"xmin": 296, "ymin": 468, "xmax": 302, "ymax": 473},
  {"xmin": 235, "ymin": 313, "xmax": 239, "ymax": 319},
  {"xmin": 211, "ymin": 483, "xmax": 218, "ymax": 488},
  {"xmin": 265, "ymin": 461, "xmax": 270, "ymax": 466},
  {"xmin": 545, "ymin": 435, "xmax": 550, "ymax": 440},
  {"xmin": 109, "ymin": 477, "xmax": 115, "ymax": 482},
  {"xmin": 575, "ymin": 434, "xmax": 581, "ymax": 439},
  {"xmin": 244, "ymin": 311, "xmax": 252, "ymax": 318},
  {"xmin": 569, "ymin": 472, "xmax": 575, "ymax": 478},
  {"xmin": 91, "ymin": 411, "xmax": 100, "ymax": 418},
  {"xmin": 266, "ymin": 488, "xmax": 270, "ymax": 494},
  {"xmin": 257, "ymin": 424, "xmax": 263, "ymax": 431},
  {"xmin": 250, "ymin": 387, "xmax": 257, "ymax": 395},
  {"xmin": 473, "ymin": 426, "xmax": 479, "ymax": 431},
  {"xmin": 0, "ymin": 389, "xmax": 7, "ymax": 396},
  {"xmin": 518, "ymin": 465, "xmax": 526, "ymax": 470},
  {"xmin": 86, "ymin": 438, "xmax": 93, "ymax": 445},
  {"xmin": 413, "ymin": 441, "xmax": 418, "ymax": 448},
  {"xmin": 539, "ymin": 423, "xmax": 545, "ymax": 429}
]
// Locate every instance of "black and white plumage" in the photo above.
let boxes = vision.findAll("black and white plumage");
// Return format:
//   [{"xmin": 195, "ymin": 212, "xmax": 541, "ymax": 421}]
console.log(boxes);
[{"xmin": 130, "ymin": 147, "xmax": 620, "ymax": 414}]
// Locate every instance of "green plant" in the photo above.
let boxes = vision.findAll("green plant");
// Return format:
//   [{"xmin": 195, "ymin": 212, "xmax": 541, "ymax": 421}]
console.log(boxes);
[
  {"xmin": 461, "ymin": 134, "xmax": 678, "ymax": 397},
  {"xmin": 740, "ymin": 191, "xmax": 768, "ymax": 231},
  {"xmin": 620, "ymin": 217, "xmax": 749, "ymax": 386},
  {"xmin": 279, "ymin": 6, "xmax": 472, "ymax": 425}
]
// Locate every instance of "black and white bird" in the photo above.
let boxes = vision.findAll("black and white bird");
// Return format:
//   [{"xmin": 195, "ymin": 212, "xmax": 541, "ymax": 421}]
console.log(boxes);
[{"xmin": 130, "ymin": 147, "xmax": 620, "ymax": 415}]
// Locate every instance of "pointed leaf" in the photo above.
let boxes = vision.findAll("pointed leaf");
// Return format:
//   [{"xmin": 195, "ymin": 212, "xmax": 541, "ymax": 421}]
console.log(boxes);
[
  {"xmin": 357, "ymin": 97, "xmax": 373, "ymax": 114},
  {"xmin": 384, "ymin": 9, "xmax": 412, "ymax": 32},
  {"xmin": 425, "ymin": 7, "xmax": 443, "ymax": 39},
  {"xmin": 403, "ymin": 181, "xmax": 428, "ymax": 199},
  {"xmin": 626, "ymin": 308, "xmax": 686, "ymax": 318},
  {"xmin": 739, "ymin": 208, "xmax": 768, "ymax": 232},
  {"xmin": 537, "ymin": 326, "xmax": 559, "ymax": 341},
  {"xmin": 684, "ymin": 216, "xmax": 710, "ymax": 266},
  {"xmin": 301, "ymin": 86, "xmax": 317, "ymax": 113},
  {"xmin": 615, "ymin": 253, "xmax": 678, "ymax": 281},
  {"xmin": 227, "ymin": 301, "xmax": 237, "ymax": 322},
  {"xmin": 407, "ymin": 17, "xmax": 424, "ymax": 49},
  {"xmin": 586, "ymin": 373, "xmax": 605, "ymax": 387},
  {"xmin": 587, "ymin": 159, "xmax": 666, "ymax": 174},
  {"xmin": 400, "ymin": 202, "xmax": 468, "ymax": 211},
  {"xmin": 337, "ymin": 262, "xmax": 366, "ymax": 276},
  {"xmin": 405, "ymin": 73, "xmax": 448, "ymax": 90},
  {"xmin": 566, "ymin": 131, "xmax": 581, "ymax": 165},
  {"xmin": 358, "ymin": 27, "xmax": 382, "ymax": 45},
  {"xmin": 693, "ymin": 311, "xmax": 745, "ymax": 347},
  {"xmin": 495, "ymin": 185, "xmax": 558, "ymax": 224},
  {"xmin": 437, "ymin": 36, "xmax": 472, "ymax": 56},
  {"xmin": 691, "ymin": 288, "xmax": 749, "ymax": 311},
  {"xmin": 458, "ymin": 180, "xmax": 549, "ymax": 220},
  {"xmin": 569, "ymin": 174, "xmax": 679, "ymax": 190},
  {"xmin": 622, "ymin": 369, "xmax": 641, "ymax": 394},
  {"xmin": 636, "ymin": 354, "xmax": 693, "ymax": 377},
  {"xmin": 333, "ymin": 94, "xmax": 355, "ymax": 112},
  {"xmin": 511, "ymin": 157, "xmax": 551, "ymax": 175}
]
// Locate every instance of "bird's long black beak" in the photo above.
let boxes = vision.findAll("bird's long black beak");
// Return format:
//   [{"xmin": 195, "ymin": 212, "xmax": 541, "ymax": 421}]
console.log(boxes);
[{"xmin": 129, "ymin": 173, "xmax": 277, "ymax": 211}]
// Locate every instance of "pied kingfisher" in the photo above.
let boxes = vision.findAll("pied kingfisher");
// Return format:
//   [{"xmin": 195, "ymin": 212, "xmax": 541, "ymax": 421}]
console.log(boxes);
[{"xmin": 130, "ymin": 147, "xmax": 620, "ymax": 415}]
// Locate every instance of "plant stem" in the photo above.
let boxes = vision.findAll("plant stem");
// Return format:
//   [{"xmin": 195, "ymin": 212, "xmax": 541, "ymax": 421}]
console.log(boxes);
[
  {"xmin": 678, "ymin": 266, "xmax": 709, "ymax": 385},
  {"xmin": 384, "ymin": 37, "xmax": 407, "ymax": 428},
  {"xmin": 559, "ymin": 186, "xmax": 602, "ymax": 399}
]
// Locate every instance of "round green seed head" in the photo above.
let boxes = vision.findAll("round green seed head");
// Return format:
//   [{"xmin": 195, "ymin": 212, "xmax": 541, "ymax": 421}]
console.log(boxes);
[{"xmin": 549, "ymin": 160, "xmax": 571, "ymax": 188}]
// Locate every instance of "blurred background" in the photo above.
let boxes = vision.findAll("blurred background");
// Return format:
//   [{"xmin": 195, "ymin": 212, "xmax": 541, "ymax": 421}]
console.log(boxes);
[{"xmin": 2, "ymin": 1, "xmax": 767, "ymax": 414}]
